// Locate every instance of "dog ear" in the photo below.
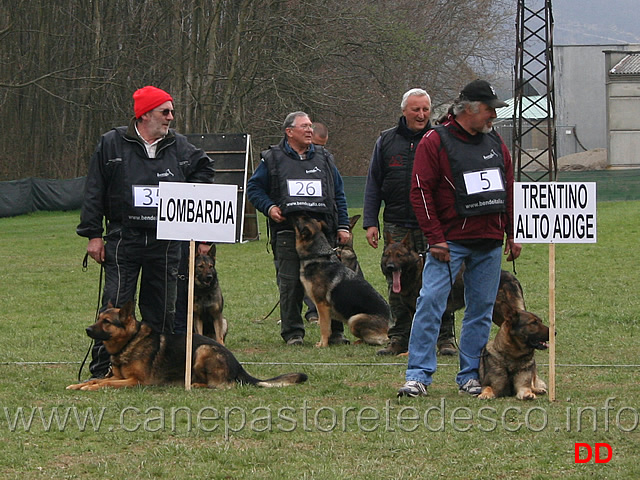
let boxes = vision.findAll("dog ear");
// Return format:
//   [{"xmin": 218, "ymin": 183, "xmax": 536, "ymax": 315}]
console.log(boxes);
[
  {"xmin": 119, "ymin": 301, "xmax": 136, "ymax": 323},
  {"xmin": 349, "ymin": 215, "xmax": 361, "ymax": 231},
  {"xmin": 207, "ymin": 244, "xmax": 217, "ymax": 260},
  {"xmin": 494, "ymin": 300, "xmax": 519, "ymax": 328},
  {"xmin": 401, "ymin": 231, "xmax": 414, "ymax": 250},
  {"xmin": 384, "ymin": 231, "xmax": 394, "ymax": 245}
]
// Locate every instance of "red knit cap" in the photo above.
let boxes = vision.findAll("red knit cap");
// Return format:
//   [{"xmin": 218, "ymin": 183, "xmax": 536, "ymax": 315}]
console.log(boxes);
[{"xmin": 132, "ymin": 86, "xmax": 173, "ymax": 118}]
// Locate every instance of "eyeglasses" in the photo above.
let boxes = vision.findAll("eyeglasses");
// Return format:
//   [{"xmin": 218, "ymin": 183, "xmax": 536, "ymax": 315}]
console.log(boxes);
[
  {"xmin": 290, "ymin": 123, "xmax": 313, "ymax": 130},
  {"xmin": 153, "ymin": 108, "xmax": 175, "ymax": 117}
]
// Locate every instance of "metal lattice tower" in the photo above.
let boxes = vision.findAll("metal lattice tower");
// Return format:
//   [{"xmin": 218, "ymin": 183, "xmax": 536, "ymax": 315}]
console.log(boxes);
[{"xmin": 513, "ymin": 0, "xmax": 557, "ymax": 181}]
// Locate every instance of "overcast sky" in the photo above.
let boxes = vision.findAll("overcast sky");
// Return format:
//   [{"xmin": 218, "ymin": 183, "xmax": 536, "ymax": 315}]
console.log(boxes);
[{"xmin": 552, "ymin": 0, "xmax": 640, "ymax": 45}]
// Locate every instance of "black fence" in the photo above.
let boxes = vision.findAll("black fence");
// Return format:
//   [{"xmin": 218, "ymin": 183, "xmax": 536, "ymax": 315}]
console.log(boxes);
[{"xmin": 2, "ymin": 171, "xmax": 640, "ymax": 218}]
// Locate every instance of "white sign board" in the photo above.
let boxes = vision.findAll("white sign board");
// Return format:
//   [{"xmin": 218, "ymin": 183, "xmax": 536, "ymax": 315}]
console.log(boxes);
[
  {"xmin": 156, "ymin": 183, "xmax": 237, "ymax": 243},
  {"xmin": 514, "ymin": 182, "xmax": 597, "ymax": 243}
]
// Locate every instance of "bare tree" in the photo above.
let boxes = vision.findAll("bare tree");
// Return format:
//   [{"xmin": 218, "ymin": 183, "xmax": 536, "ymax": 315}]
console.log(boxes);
[{"xmin": 0, "ymin": 0, "xmax": 514, "ymax": 180}]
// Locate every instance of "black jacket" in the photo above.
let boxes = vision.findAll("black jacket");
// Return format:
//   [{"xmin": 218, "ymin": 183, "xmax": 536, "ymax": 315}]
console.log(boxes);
[{"xmin": 77, "ymin": 119, "xmax": 215, "ymax": 238}]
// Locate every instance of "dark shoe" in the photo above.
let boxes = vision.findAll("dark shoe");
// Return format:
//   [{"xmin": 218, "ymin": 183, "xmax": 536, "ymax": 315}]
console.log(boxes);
[
  {"xmin": 376, "ymin": 339, "xmax": 408, "ymax": 356},
  {"xmin": 286, "ymin": 336, "xmax": 304, "ymax": 346},
  {"xmin": 328, "ymin": 334, "xmax": 350, "ymax": 345},
  {"xmin": 397, "ymin": 380, "xmax": 428, "ymax": 398},
  {"xmin": 438, "ymin": 340, "xmax": 457, "ymax": 356},
  {"xmin": 306, "ymin": 314, "xmax": 319, "ymax": 324}
]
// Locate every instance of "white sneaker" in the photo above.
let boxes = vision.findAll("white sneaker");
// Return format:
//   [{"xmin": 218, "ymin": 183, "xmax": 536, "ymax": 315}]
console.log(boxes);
[
  {"xmin": 397, "ymin": 380, "xmax": 428, "ymax": 398},
  {"xmin": 459, "ymin": 378, "xmax": 482, "ymax": 396}
]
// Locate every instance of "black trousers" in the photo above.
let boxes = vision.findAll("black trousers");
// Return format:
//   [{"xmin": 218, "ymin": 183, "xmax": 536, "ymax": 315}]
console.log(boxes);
[{"xmin": 89, "ymin": 226, "xmax": 181, "ymax": 376}]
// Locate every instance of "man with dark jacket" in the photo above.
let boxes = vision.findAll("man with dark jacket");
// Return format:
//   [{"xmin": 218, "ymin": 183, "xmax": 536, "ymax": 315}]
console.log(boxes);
[
  {"xmin": 77, "ymin": 86, "xmax": 215, "ymax": 378},
  {"xmin": 363, "ymin": 88, "xmax": 456, "ymax": 356},
  {"xmin": 398, "ymin": 80, "xmax": 521, "ymax": 398},
  {"xmin": 247, "ymin": 111, "xmax": 351, "ymax": 346}
]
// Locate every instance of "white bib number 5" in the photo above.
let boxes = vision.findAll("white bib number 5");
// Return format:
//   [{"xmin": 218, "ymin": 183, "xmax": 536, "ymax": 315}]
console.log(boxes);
[{"xmin": 463, "ymin": 168, "xmax": 504, "ymax": 195}]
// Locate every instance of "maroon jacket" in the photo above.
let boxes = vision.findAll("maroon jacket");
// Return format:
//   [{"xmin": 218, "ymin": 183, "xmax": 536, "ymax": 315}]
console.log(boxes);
[{"xmin": 410, "ymin": 118, "xmax": 515, "ymax": 246}]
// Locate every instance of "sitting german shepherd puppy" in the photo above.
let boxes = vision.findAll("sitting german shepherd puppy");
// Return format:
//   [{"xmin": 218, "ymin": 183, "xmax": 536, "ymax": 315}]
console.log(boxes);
[
  {"xmin": 478, "ymin": 295, "xmax": 550, "ymax": 400},
  {"xmin": 292, "ymin": 214, "xmax": 391, "ymax": 348},
  {"xmin": 66, "ymin": 301, "xmax": 307, "ymax": 391},
  {"xmin": 194, "ymin": 244, "xmax": 228, "ymax": 345}
]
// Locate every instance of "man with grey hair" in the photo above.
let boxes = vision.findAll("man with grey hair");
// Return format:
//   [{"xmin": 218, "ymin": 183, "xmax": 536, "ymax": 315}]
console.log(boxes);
[
  {"xmin": 247, "ymin": 111, "xmax": 351, "ymax": 346},
  {"xmin": 398, "ymin": 79, "xmax": 521, "ymax": 398},
  {"xmin": 363, "ymin": 88, "xmax": 456, "ymax": 356},
  {"xmin": 363, "ymin": 88, "xmax": 456, "ymax": 355}
]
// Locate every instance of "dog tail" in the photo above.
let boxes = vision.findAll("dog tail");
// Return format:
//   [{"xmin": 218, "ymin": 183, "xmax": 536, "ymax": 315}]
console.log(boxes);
[{"xmin": 238, "ymin": 370, "xmax": 308, "ymax": 388}]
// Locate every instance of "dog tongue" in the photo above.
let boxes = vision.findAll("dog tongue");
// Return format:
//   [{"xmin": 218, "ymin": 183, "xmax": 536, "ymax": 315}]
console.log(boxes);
[{"xmin": 392, "ymin": 271, "xmax": 402, "ymax": 293}]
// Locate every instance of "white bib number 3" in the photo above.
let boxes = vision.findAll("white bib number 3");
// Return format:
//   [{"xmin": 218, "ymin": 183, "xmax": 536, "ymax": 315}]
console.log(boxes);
[
  {"xmin": 463, "ymin": 168, "xmax": 504, "ymax": 195},
  {"xmin": 133, "ymin": 185, "xmax": 159, "ymax": 208}
]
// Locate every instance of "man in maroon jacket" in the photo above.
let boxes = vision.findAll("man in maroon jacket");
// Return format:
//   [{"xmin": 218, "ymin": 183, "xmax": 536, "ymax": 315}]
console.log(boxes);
[{"xmin": 397, "ymin": 80, "xmax": 522, "ymax": 398}]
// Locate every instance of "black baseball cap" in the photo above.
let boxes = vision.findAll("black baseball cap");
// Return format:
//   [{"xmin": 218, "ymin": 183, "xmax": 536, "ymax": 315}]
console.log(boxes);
[{"xmin": 460, "ymin": 79, "xmax": 508, "ymax": 109}]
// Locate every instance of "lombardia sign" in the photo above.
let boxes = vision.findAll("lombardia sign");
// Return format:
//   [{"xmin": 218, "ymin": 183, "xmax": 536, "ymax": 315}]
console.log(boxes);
[
  {"xmin": 514, "ymin": 182, "xmax": 597, "ymax": 244},
  {"xmin": 156, "ymin": 182, "xmax": 237, "ymax": 243}
]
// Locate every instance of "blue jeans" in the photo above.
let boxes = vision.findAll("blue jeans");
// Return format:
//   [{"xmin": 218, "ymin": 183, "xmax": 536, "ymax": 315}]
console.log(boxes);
[{"xmin": 405, "ymin": 242, "xmax": 502, "ymax": 387}]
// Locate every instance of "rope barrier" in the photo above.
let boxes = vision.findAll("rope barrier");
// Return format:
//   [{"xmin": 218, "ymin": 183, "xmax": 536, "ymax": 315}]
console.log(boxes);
[{"xmin": 2, "ymin": 361, "xmax": 640, "ymax": 368}]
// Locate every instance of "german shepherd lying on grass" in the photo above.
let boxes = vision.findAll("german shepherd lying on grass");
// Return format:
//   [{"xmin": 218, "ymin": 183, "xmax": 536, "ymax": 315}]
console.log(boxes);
[
  {"xmin": 292, "ymin": 214, "xmax": 391, "ymax": 348},
  {"xmin": 66, "ymin": 301, "xmax": 307, "ymax": 391},
  {"xmin": 194, "ymin": 244, "xmax": 228, "ymax": 345}
]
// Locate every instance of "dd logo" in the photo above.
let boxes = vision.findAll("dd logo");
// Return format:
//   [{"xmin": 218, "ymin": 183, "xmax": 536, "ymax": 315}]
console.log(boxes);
[{"xmin": 574, "ymin": 443, "xmax": 612, "ymax": 464}]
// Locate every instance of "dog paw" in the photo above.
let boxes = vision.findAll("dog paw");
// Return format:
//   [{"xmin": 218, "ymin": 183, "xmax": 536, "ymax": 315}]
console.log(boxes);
[
  {"xmin": 315, "ymin": 341, "xmax": 329, "ymax": 348},
  {"xmin": 66, "ymin": 383, "xmax": 82, "ymax": 390},
  {"xmin": 478, "ymin": 387, "xmax": 495, "ymax": 399},
  {"xmin": 516, "ymin": 389, "xmax": 536, "ymax": 400}
]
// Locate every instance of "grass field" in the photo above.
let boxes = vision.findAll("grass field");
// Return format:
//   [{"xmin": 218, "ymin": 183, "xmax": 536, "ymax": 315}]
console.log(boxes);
[{"xmin": 1, "ymin": 204, "xmax": 639, "ymax": 479}]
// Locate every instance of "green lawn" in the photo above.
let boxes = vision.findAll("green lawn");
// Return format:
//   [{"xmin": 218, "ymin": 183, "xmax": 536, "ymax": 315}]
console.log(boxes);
[{"xmin": 0, "ymin": 204, "xmax": 639, "ymax": 479}]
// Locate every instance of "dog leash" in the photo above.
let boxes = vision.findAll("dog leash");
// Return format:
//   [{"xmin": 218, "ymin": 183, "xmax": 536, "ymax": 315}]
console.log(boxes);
[{"xmin": 77, "ymin": 253, "xmax": 104, "ymax": 382}]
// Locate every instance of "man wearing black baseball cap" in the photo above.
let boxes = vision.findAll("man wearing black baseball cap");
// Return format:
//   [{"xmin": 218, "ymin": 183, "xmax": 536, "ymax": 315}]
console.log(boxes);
[
  {"xmin": 459, "ymin": 79, "xmax": 509, "ymax": 109},
  {"xmin": 397, "ymin": 79, "xmax": 521, "ymax": 399}
]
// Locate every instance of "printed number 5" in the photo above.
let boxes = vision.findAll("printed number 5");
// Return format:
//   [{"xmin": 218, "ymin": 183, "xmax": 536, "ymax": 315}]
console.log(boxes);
[{"xmin": 480, "ymin": 171, "xmax": 491, "ymax": 190}]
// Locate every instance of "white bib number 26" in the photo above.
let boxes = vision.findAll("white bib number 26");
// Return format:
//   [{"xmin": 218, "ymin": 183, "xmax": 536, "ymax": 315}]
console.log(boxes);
[
  {"xmin": 287, "ymin": 179, "xmax": 323, "ymax": 197},
  {"xmin": 463, "ymin": 168, "xmax": 504, "ymax": 195}
]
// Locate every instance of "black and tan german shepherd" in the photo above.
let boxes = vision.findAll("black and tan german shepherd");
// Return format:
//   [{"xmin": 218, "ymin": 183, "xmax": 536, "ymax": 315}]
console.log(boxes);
[
  {"xmin": 194, "ymin": 244, "xmax": 228, "ymax": 345},
  {"xmin": 380, "ymin": 231, "xmax": 423, "ymax": 317},
  {"xmin": 66, "ymin": 301, "xmax": 307, "ymax": 391},
  {"xmin": 434, "ymin": 267, "xmax": 536, "ymax": 330},
  {"xmin": 478, "ymin": 301, "xmax": 549, "ymax": 400},
  {"xmin": 292, "ymin": 214, "xmax": 391, "ymax": 348}
]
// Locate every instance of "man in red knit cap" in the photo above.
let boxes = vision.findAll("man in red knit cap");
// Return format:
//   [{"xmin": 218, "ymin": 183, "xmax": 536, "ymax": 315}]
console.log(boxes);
[{"xmin": 77, "ymin": 86, "xmax": 215, "ymax": 380}]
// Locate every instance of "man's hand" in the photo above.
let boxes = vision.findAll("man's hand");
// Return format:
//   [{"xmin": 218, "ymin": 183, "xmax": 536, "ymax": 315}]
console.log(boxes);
[
  {"xmin": 337, "ymin": 230, "xmax": 351, "ymax": 245},
  {"xmin": 429, "ymin": 242, "xmax": 450, "ymax": 262},
  {"xmin": 366, "ymin": 226, "xmax": 379, "ymax": 248},
  {"xmin": 505, "ymin": 239, "xmax": 522, "ymax": 261},
  {"xmin": 87, "ymin": 237, "xmax": 105, "ymax": 264},
  {"xmin": 268, "ymin": 205, "xmax": 286, "ymax": 223}
]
